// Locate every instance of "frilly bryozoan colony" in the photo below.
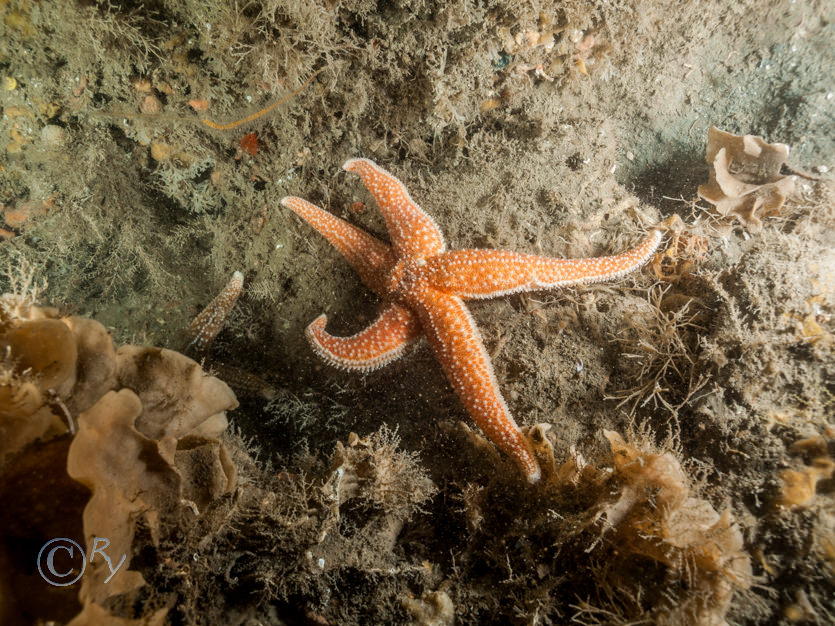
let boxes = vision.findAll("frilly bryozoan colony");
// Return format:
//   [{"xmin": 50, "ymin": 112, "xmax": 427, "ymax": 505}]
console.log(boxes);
[
  {"xmin": 698, "ymin": 126, "xmax": 796, "ymax": 230},
  {"xmin": 0, "ymin": 289, "xmax": 238, "ymax": 626}
]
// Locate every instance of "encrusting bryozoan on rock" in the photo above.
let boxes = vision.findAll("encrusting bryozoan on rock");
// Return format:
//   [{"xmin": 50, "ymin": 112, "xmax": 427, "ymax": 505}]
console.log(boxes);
[
  {"xmin": 697, "ymin": 126, "xmax": 796, "ymax": 230},
  {"xmin": 0, "ymin": 273, "xmax": 239, "ymax": 626}
]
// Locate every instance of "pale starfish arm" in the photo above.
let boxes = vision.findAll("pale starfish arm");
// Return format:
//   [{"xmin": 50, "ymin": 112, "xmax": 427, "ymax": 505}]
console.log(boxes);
[
  {"xmin": 343, "ymin": 158, "xmax": 446, "ymax": 258},
  {"xmin": 412, "ymin": 288, "xmax": 542, "ymax": 482},
  {"xmin": 305, "ymin": 303, "xmax": 422, "ymax": 373},
  {"xmin": 282, "ymin": 196, "xmax": 396, "ymax": 295},
  {"xmin": 424, "ymin": 228, "xmax": 663, "ymax": 299},
  {"xmin": 185, "ymin": 270, "xmax": 243, "ymax": 357}
]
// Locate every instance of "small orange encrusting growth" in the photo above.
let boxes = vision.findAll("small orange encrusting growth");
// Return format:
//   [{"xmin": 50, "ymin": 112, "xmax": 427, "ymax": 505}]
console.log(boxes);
[
  {"xmin": 2, "ymin": 196, "xmax": 54, "ymax": 236},
  {"xmin": 240, "ymin": 132, "xmax": 258, "ymax": 156},
  {"xmin": 188, "ymin": 98, "xmax": 209, "ymax": 112}
]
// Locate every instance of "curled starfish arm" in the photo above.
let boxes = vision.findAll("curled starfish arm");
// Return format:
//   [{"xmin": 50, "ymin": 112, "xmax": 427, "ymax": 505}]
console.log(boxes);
[
  {"xmin": 343, "ymin": 158, "xmax": 446, "ymax": 258},
  {"xmin": 425, "ymin": 229, "xmax": 663, "ymax": 299},
  {"xmin": 305, "ymin": 303, "xmax": 422, "ymax": 373},
  {"xmin": 413, "ymin": 288, "xmax": 542, "ymax": 482},
  {"xmin": 282, "ymin": 195, "xmax": 396, "ymax": 295}
]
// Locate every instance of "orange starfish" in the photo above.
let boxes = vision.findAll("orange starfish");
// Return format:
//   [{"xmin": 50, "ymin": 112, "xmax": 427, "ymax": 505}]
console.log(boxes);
[{"xmin": 282, "ymin": 159, "xmax": 662, "ymax": 482}]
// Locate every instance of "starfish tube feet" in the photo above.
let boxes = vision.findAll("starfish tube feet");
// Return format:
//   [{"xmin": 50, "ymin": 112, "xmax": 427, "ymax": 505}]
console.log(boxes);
[{"xmin": 305, "ymin": 303, "xmax": 421, "ymax": 372}]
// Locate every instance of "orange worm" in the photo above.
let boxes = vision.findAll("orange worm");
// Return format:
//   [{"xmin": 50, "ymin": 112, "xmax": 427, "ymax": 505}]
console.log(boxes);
[{"xmin": 200, "ymin": 68, "xmax": 324, "ymax": 131}]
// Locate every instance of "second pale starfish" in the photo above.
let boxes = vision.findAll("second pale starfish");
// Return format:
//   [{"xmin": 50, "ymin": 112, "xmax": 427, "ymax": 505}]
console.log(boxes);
[{"xmin": 282, "ymin": 159, "xmax": 662, "ymax": 482}]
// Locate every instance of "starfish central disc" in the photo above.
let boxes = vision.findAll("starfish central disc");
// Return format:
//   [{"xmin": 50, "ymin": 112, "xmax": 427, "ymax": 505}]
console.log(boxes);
[{"xmin": 282, "ymin": 158, "xmax": 663, "ymax": 482}]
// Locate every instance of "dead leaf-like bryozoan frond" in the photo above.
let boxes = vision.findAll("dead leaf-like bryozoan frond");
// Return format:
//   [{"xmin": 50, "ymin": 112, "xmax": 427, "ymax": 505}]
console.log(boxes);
[
  {"xmin": 0, "ymin": 319, "xmax": 77, "ymax": 396},
  {"xmin": 116, "ymin": 344, "xmax": 238, "ymax": 442},
  {"xmin": 0, "ymin": 295, "xmax": 240, "ymax": 626},
  {"xmin": 67, "ymin": 389, "xmax": 176, "ymax": 612},
  {"xmin": 698, "ymin": 126, "xmax": 796, "ymax": 230},
  {"xmin": 0, "ymin": 312, "xmax": 80, "ymax": 469}
]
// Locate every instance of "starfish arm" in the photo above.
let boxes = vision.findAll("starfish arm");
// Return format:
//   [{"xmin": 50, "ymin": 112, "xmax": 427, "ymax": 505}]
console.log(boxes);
[
  {"xmin": 185, "ymin": 270, "xmax": 243, "ymax": 357},
  {"xmin": 412, "ymin": 288, "xmax": 541, "ymax": 482},
  {"xmin": 305, "ymin": 303, "xmax": 422, "ymax": 373},
  {"xmin": 343, "ymin": 158, "xmax": 446, "ymax": 258},
  {"xmin": 282, "ymin": 195, "xmax": 396, "ymax": 295},
  {"xmin": 424, "ymin": 228, "xmax": 663, "ymax": 299}
]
